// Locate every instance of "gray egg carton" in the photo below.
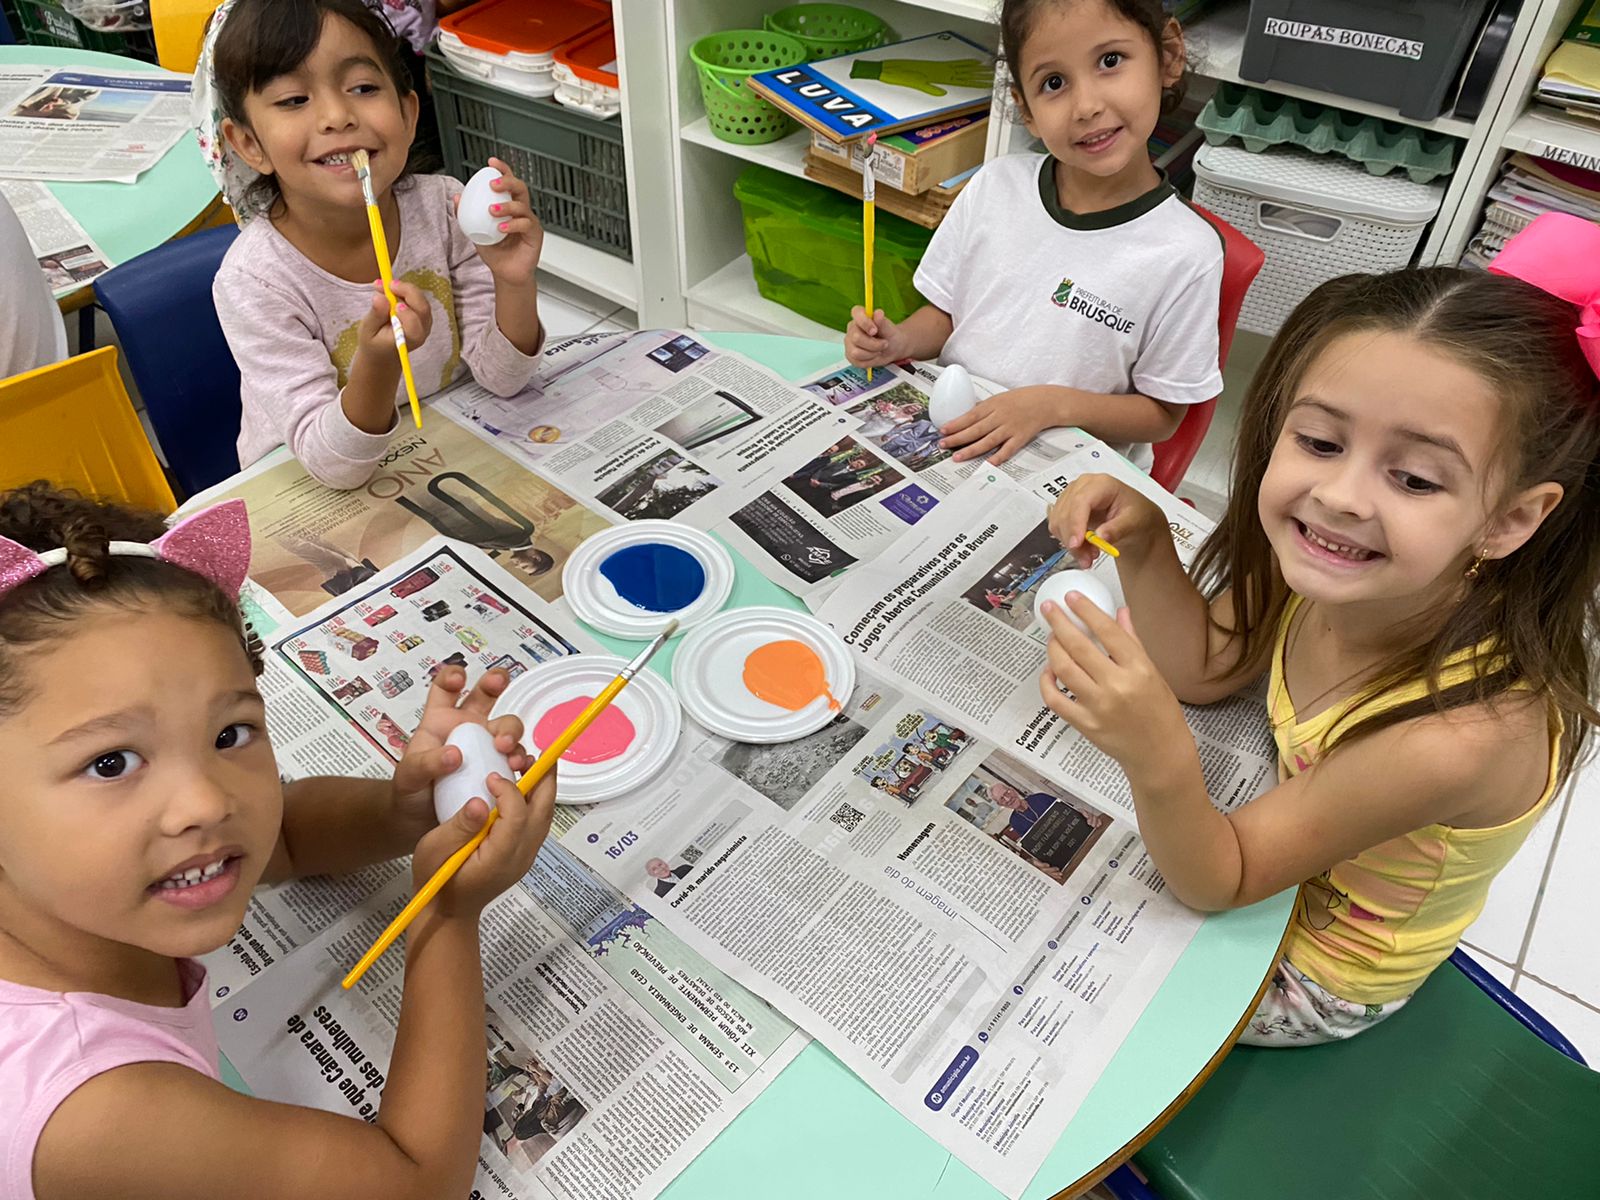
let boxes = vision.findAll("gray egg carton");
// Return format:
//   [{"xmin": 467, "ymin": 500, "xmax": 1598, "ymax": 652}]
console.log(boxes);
[{"xmin": 1196, "ymin": 83, "xmax": 1460, "ymax": 184}]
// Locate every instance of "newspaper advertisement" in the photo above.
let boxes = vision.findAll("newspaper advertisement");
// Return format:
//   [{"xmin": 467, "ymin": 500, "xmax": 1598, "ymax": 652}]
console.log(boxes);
[
  {"xmin": 434, "ymin": 330, "xmax": 1074, "ymax": 602},
  {"xmin": 195, "ymin": 414, "xmax": 613, "ymax": 617},
  {"xmin": 815, "ymin": 444, "xmax": 1278, "ymax": 826},
  {"xmin": 555, "ymin": 657, "xmax": 1208, "ymax": 1198},
  {"xmin": 210, "ymin": 540, "xmax": 809, "ymax": 1200},
  {"xmin": 0, "ymin": 178, "xmax": 114, "ymax": 295},
  {"xmin": 0, "ymin": 64, "xmax": 193, "ymax": 182}
]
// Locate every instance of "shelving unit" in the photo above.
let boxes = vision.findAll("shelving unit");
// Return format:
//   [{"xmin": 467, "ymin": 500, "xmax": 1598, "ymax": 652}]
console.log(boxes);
[
  {"xmin": 1432, "ymin": 0, "xmax": 1594, "ymax": 265},
  {"xmin": 607, "ymin": 0, "xmax": 1595, "ymax": 337}
]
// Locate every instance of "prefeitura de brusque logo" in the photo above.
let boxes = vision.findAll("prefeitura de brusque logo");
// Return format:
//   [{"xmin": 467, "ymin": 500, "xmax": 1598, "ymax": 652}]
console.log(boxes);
[{"xmin": 1050, "ymin": 277, "xmax": 1136, "ymax": 334}]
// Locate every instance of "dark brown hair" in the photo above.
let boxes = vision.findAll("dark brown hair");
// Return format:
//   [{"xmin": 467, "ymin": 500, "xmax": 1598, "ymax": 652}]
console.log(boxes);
[
  {"xmin": 1000, "ymin": 0, "xmax": 1187, "ymax": 116},
  {"xmin": 212, "ymin": 0, "xmax": 415, "ymax": 216},
  {"xmin": 1192, "ymin": 268, "xmax": 1600, "ymax": 778},
  {"xmin": 0, "ymin": 483, "xmax": 262, "ymax": 717}
]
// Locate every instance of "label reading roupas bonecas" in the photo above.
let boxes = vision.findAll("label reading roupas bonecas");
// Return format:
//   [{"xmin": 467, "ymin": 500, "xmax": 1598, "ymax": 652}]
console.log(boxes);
[{"xmin": 1261, "ymin": 17, "xmax": 1424, "ymax": 60}]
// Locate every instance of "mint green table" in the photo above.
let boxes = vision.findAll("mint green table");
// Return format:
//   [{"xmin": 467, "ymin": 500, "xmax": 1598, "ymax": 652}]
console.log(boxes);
[
  {"xmin": 0, "ymin": 46, "xmax": 221, "ymax": 328},
  {"xmin": 592, "ymin": 333, "xmax": 1296, "ymax": 1200}
]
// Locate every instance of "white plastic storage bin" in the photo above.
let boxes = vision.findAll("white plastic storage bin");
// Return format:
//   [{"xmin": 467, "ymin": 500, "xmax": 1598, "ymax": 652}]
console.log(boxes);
[
  {"xmin": 435, "ymin": 0, "xmax": 609, "ymax": 101},
  {"xmin": 1192, "ymin": 142, "xmax": 1445, "ymax": 335},
  {"xmin": 553, "ymin": 25, "xmax": 621, "ymax": 119}
]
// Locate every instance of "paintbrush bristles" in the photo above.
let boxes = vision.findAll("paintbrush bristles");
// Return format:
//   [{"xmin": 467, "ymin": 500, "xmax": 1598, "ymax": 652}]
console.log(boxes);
[
  {"xmin": 661, "ymin": 618, "xmax": 680, "ymax": 638},
  {"xmin": 351, "ymin": 148, "xmax": 370, "ymax": 174}
]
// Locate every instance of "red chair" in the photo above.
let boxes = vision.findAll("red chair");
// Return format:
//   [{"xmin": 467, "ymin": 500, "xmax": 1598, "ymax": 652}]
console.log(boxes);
[{"xmin": 1149, "ymin": 205, "xmax": 1265, "ymax": 493}]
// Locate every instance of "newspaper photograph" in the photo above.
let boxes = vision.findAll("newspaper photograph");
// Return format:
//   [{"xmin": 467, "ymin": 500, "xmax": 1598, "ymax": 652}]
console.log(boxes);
[
  {"xmin": 434, "ymin": 330, "xmax": 1083, "ymax": 604},
  {"xmin": 557, "ymin": 660, "xmax": 1208, "ymax": 1199},
  {"xmin": 210, "ymin": 542, "xmax": 809, "ymax": 1200},
  {"xmin": 815, "ymin": 446, "xmax": 1278, "ymax": 825},
  {"xmin": 0, "ymin": 178, "xmax": 114, "ymax": 295},
  {"xmin": 195, "ymin": 415, "xmax": 613, "ymax": 616},
  {"xmin": 0, "ymin": 65, "xmax": 193, "ymax": 182}
]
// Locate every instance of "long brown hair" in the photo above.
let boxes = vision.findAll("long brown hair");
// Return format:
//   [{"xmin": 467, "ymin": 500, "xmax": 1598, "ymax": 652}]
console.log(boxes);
[{"xmin": 1192, "ymin": 268, "xmax": 1600, "ymax": 778}]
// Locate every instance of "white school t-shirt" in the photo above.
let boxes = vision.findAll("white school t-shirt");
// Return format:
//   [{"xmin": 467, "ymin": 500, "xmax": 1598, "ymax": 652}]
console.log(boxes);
[{"xmin": 914, "ymin": 153, "xmax": 1224, "ymax": 469}]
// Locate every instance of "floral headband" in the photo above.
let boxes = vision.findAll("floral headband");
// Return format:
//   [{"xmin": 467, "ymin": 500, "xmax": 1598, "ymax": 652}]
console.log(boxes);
[
  {"xmin": 1488, "ymin": 211, "xmax": 1600, "ymax": 381},
  {"xmin": 0, "ymin": 500, "xmax": 253, "ymax": 601},
  {"xmin": 190, "ymin": 0, "xmax": 263, "ymax": 224}
]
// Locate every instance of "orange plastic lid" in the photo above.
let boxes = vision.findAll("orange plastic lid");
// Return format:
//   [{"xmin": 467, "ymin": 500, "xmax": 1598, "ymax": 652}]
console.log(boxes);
[
  {"xmin": 554, "ymin": 24, "xmax": 617, "ymax": 86},
  {"xmin": 438, "ymin": 0, "xmax": 609, "ymax": 58}
]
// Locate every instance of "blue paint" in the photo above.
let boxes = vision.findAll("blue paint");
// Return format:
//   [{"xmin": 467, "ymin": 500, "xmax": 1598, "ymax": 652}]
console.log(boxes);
[{"xmin": 599, "ymin": 543, "xmax": 705, "ymax": 612}]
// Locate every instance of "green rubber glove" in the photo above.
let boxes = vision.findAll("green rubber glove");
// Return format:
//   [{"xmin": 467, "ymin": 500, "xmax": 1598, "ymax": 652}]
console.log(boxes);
[{"xmin": 850, "ymin": 57, "xmax": 995, "ymax": 97}]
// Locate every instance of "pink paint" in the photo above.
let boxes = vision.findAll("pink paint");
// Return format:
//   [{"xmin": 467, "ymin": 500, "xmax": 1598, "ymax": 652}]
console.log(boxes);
[{"xmin": 533, "ymin": 696, "xmax": 636, "ymax": 764}]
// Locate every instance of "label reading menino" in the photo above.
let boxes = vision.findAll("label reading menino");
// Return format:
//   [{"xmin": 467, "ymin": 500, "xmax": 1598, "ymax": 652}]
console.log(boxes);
[{"xmin": 1261, "ymin": 18, "xmax": 1424, "ymax": 60}]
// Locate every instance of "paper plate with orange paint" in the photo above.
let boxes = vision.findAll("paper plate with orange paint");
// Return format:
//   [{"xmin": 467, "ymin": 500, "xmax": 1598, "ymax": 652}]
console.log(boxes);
[
  {"xmin": 671, "ymin": 607, "xmax": 856, "ymax": 744},
  {"xmin": 493, "ymin": 655, "xmax": 681, "ymax": 803}
]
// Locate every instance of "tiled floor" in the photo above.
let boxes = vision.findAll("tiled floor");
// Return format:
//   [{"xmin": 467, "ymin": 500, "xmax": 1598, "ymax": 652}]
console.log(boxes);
[{"xmin": 1180, "ymin": 330, "xmax": 1600, "ymax": 1069}]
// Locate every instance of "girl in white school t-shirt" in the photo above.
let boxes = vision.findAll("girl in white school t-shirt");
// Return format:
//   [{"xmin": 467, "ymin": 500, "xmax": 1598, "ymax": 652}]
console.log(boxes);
[{"xmin": 845, "ymin": 0, "xmax": 1223, "ymax": 471}]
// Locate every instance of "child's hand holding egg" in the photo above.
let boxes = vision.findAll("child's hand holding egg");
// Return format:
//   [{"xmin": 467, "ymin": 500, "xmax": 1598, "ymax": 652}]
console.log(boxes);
[{"xmin": 456, "ymin": 156, "xmax": 544, "ymax": 286}]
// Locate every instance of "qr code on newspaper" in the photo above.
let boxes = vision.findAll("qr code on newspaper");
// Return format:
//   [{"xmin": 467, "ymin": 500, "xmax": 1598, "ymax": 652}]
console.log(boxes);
[{"xmin": 829, "ymin": 801, "xmax": 865, "ymax": 833}]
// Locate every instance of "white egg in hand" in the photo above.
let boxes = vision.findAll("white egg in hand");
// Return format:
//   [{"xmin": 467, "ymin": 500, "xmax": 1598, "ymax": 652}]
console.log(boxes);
[
  {"xmin": 1034, "ymin": 570, "xmax": 1117, "ymax": 634},
  {"xmin": 928, "ymin": 363, "xmax": 977, "ymax": 427},
  {"xmin": 457, "ymin": 166, "xmax": 507, "ymax": 247},
  {"xmin": 434, "ymin": 723, "xmax": 513, "ymax": 824}
]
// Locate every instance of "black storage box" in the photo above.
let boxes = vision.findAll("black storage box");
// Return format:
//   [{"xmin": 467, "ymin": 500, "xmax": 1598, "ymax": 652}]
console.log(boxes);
[{"xmin": 1238, "ymin": 0, "xmax": 1495, "ymax": 121}]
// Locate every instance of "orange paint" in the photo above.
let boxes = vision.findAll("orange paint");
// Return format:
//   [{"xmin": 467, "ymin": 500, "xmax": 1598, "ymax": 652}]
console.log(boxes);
[{"xmin": 743, "ymin": 639, "xmax": 840, "ymax": 712}]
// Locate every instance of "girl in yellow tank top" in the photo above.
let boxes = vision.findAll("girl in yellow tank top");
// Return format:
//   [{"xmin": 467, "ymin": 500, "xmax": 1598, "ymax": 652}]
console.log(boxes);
[{"xmin": 1038, "ymin": 213, "xmax": 1600, "ymax": 1044}]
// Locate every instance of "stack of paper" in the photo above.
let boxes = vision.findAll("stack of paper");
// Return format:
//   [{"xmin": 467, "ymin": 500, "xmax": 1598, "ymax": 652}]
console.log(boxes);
[
  {"xmin": 1536, "ymin": 1, "xmax": 1600, "ymax": 121},
  {"xmin": 1459, "ymin": 152, "xmax": 1600, "ymax": 268}
]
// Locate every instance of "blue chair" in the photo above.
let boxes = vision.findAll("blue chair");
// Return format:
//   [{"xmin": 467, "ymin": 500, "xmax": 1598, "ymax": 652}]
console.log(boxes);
[
  {"xmin": 0, "ymin": 7, "xmax": 14, "ymax": 44},
  {"xmin": 1102, "ymin": 948, "xmax": 1598, "ymax": 1199},
  {"xmin": 94, "ymin": 224, "xmax": 242, "ymax": 497}
]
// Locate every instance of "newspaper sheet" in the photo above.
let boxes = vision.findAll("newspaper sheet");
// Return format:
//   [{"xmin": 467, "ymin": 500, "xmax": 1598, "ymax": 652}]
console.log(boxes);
[
  {"xmin": 0, "ymin": 178, "xmax": 114, "ymax": 295},
  {"xmin": 0, "ymin": 64, "xmax": 193, "ymax": 182},
  {"xmin": 555, "ymin": 661, "xmax": 1206, "ymax": 1199},
  {"xmin": 432, "ymin": 331, "xmax": 1074, "ymax": 603},
  {"xmin": 210, "ymin": 540, "xmax": 809, "ymax": 1200},
  {"xmin": 815, "ymin": 443, "xmax": 1278, "ymax": 826},
  {"xmin": 194, "ymin": 411, "xmax": 614, "ymax": 617}
]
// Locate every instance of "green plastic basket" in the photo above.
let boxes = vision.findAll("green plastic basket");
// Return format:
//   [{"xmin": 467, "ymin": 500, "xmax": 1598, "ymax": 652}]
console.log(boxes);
[
  {"xmin": 690, "ymin": 29, "xmax": 807, "ymax": 145},
  {"xmin": 764, "ymin": 4, "xmax": 893, "ymax": 58}
]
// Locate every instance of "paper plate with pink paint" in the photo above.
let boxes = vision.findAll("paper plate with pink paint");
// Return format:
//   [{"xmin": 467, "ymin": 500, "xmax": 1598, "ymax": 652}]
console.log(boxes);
[
  {"xmin": 671, "ymin": 607, "xmax": 855, "ymax": 744},
  {"xmin": 494, "ymin": 655, "xmax": 681, "ymax": 804}
]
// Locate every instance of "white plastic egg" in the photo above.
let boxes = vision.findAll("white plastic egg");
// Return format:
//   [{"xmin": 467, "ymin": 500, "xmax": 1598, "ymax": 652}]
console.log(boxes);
[
  {"xmin": 434, "ymin": 723, "xmax": 514, "ymax": 824},
  {"xmin": 928, "ymin": 363, "xmax": 977, "ymax": 427},
  {"xmin": 1033, "ymin": 570, "xmax": 1117, "ymax": 634},
  {"xmin": 457, "ymin": 166, "xmax": 508, "ymax": 247}
]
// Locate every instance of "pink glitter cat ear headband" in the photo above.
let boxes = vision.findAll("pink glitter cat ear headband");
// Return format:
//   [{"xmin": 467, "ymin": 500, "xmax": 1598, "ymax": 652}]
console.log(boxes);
[
  {"xmin": 0, "ymin": 499, "xmax": 252, "ymax": 601},
  {"xmin": 1488, "ymin": 211, "xmax": 1600, "ymax": 381}
]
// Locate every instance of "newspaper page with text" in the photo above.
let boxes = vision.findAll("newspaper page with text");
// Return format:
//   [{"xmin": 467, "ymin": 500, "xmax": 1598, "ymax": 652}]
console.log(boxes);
[
  {"xmin": 0, "ymin": 64, "xmax": 193, "ymax": 182},
  {"xmin": 556, "ymin": 662, "xmax": 1207, "ymax": 1199},
  {"xmin": 210, "ymin": 542, "xmax": 809, "ymax": 1200},
  {"xmin": 815, "ymin": 446, "xmax": 1278, "ymax": 826}
]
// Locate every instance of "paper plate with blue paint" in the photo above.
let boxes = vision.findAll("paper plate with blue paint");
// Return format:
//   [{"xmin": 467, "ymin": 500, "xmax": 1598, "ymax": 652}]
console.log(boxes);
[{"xmin": 563, "ymin": 521, "xmax": 735, "ymax": 640}]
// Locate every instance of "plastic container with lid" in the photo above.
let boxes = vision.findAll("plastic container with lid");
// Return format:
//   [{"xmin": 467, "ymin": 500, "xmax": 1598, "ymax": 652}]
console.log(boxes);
[
  {"xmin": 437, "ymin": 0, "xmax": 610, "ymax": 100},
  {"xmin": 553, "ymin": 24, "xmax": 620, "ymax": 119},
  {"xmin": 1192, "ymin": 142, "xmax": 1445, "ymax": 335}
]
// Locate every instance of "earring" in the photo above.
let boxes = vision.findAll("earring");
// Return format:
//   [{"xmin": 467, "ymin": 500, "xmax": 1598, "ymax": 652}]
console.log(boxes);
[{"xmin": 1465, "ymin": 550, "xmax": 1488, "ymax": 580}]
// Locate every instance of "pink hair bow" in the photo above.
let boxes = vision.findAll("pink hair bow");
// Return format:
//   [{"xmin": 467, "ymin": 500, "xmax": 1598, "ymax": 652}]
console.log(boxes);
[
  {"xmin": 0, "ymin": 499, "xmax": 253, "ymax": 600},
  {"xmin": 1488, "ymin": 211, "xmax": 1600, "ymax": 381}
]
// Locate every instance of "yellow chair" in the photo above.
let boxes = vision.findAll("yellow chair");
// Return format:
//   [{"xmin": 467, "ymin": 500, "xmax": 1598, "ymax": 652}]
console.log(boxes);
[
  {"xmin": 152, "ymin": 0, "xmax": 224, "ymax": 75},
  {"xmin": 0, "ymin": 347, "xmax": 177, "ymax": 514}
]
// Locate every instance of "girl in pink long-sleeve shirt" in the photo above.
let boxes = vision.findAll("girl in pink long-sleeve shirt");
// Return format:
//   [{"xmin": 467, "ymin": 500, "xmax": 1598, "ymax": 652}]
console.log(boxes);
[{"xmin": 197, "ymin": 0, "xmax": 547, "ymax": 489}]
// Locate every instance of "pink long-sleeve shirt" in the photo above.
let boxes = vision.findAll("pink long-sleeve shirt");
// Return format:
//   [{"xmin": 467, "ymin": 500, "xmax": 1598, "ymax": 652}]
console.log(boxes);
[{"xmin": 215, "ymin": 173, "xmax": 539, "ymax": 489}]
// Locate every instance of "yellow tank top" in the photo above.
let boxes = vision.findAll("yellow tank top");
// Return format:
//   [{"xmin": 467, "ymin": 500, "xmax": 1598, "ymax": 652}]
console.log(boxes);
[{"xmin": 1271, "ymin": 595, "xmax": 1562, "ymax": 1004}]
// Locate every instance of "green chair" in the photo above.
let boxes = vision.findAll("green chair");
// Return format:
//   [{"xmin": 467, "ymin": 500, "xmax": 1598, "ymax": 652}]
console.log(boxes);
[{"xmin": 1105, "ymin": 951, "xmax": 1600, "ymax": 1199}]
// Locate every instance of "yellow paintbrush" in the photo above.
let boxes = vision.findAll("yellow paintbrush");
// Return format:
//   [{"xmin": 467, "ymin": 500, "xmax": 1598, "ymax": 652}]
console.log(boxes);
[
  {"xmin": 351, "ymin": 149, "xmax": 422, "ymax": 430},
  {"xmin": 1085, "ymin": 531, "xmax": 1120, "ymax": 559},
  {"xmin": 341, "ymin": 619, "xmax": 678, "ymax": 989},
  {"xmin": 862, "ymin": 132, "xmax": 877, "ymax": 383}
]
